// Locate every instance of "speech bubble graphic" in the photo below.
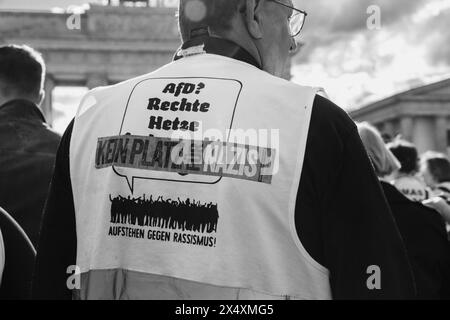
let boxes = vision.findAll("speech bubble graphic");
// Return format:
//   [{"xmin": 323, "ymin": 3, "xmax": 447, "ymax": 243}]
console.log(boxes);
[{"xmin": 113, "ymin": 77, "xmax": 242, "ymax": 193}]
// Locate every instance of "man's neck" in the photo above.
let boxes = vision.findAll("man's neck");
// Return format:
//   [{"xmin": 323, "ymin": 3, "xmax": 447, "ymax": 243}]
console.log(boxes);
[
  {"xmin": 222, "ymin": 29, "xmax": 262, "ymax": 69},
  {"xmin": 185, "ymin": 25, "xmax": 263, "ymax": 69},
  {"xmin": 177, "ymin": 34, "xmax": 262, "ymax": 69},
  {"xmin": 0, "ymin": 96, "xmax": 38, "ymax": 108}
]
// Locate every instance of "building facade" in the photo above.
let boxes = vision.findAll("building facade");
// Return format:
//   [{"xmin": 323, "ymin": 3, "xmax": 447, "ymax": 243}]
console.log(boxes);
[
  {"xmin": 1, "ymin": 1, "xmax": 297, "ymax": 128},
  {"xmin": 0, "ymin": 2, "xmax": 180, "ymax": 124},
  {"xmin": 350, "ymin": 78, "xmax": 450, "ymax": 156}
]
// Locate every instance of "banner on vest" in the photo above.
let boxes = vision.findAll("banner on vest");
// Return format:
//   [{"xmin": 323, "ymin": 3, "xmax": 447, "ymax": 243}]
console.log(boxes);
[
  {"xmin": 96, "ymin": 135, "xmax": 275, "ymax": 189},
  {"xmin": 95, "ymin": 77, "xmax": 279, "ymax": 193}
]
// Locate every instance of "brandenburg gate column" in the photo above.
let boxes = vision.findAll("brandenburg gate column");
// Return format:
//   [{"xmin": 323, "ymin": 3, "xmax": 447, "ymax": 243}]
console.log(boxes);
[
  {"xmin": 400, "ymin": 116, "xmax": 414, "ymax": 142},
  {"xmin": 42, "ymin": 74, "xmax": 55, "ymax": 125},
  {"xmin": 383, "ymin": 121, "xmax": 395, "ymax": 139},
  {"xmin": 435, "ymin": 116, "xmax": 448, "ymax": 153}
]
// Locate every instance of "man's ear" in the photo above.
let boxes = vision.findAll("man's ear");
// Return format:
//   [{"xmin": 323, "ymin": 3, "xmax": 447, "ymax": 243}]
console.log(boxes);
[
  {"xmin": 37, "ymin": 89, "xmax": 45, "ymax": 107},
  {"xmin": 245, "ymin": 0, "xmax": 264, "ymax": 39}
]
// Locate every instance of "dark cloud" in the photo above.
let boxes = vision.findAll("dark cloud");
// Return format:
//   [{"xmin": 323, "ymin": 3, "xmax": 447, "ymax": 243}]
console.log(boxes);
[
  {"xmin": 296, "ymin": 0, "xmax": 427, "ymax": 34},
  {"xmin": 419, "ymin": 9, "xmax": 450, "ymax": 66},
  {"xmin": 292, "ymin": 0, "xmax": 450, "ymax": 76},
  {"xmin": 290, "ymin": 0, "xmax": 450, "ymax": 109},
  {"xmin": 330, "ymin": 0, "xmax": 427, "ymax": 33}
]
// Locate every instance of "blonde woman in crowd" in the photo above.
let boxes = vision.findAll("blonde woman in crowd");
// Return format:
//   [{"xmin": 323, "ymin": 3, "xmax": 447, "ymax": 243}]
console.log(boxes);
[{"xmin": 357, "ymin": 122, "xmax": 450, "ymax": 299}]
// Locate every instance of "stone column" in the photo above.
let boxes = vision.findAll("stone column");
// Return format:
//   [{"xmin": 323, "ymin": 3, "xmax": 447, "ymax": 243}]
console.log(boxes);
[
  {"xmin": 384, "ymin": 121, "xmax": 395, "ymax": 137},
  {"xmin": 435, "ymin": 116, "xmax": 448, "ymax": 153},
  {"xmin": 86, "ymin": 73, "xmax": 108, "ymax": 89},
  {"xmin": 400, "ymin": 116, "xmax": 414, "ymax": 142},
  {"xmin": 42, "ymin": 75, "xmax": 55, "ymax": 125}
]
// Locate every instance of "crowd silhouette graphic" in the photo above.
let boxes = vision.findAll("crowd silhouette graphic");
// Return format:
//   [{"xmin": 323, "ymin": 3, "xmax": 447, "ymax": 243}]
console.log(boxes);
[{"xmin": 109, "ymin": 194, "xmax": 219, "ymax": 233}]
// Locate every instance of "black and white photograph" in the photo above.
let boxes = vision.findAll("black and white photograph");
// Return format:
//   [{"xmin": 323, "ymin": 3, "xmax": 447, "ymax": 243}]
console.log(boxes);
[{"xmin": 0, "ymin": 0, "xmax": 449, "ymax": 307}]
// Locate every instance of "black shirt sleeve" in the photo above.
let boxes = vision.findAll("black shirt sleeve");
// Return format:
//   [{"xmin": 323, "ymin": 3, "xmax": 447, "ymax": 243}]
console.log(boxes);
[
  {"xmin": 32, "ymin": 120, "xmax": 76, "ymax": 300},
  {"xmin": 295, "ymin": 95, "xmax": 416, "ymax": 299}
]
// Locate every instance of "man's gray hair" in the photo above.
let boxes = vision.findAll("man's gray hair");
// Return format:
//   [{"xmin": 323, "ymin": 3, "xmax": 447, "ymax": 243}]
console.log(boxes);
[{"xmin": 178, "ymin": 0, "xmax": 243, "ymax": 42}]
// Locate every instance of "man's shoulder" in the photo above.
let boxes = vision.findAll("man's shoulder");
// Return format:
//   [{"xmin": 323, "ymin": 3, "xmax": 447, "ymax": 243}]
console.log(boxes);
[
  {"xmin": 77, "ymin": 64, "xmax": 177, "ymax": 109},
  {"xmin": 41, "ymin": 124, "xmax": 62, "ymax": 148},
  {"xmin": 310, "ymin": 95, "xmax": 357, "ymax": 139},
  {"xmin": 0, "ymin": 115, "xmax": 60, "ymax": 155}
]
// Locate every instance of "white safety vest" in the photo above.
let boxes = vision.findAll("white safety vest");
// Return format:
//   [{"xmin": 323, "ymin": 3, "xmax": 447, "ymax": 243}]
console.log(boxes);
[{"xmin": 70, "ymin": 53, "xmax": 331, "ymax": 300}]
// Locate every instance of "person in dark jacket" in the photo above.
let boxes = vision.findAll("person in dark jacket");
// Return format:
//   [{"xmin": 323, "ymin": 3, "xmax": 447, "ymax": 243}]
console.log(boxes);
[
  {"xmin": 388, "ymin": 139, "xmax": 431, "ymax": 202},
  {"xmin": 358, "ymin": 122, "xmax": 450, "ymax": 299},
  {"xmin": 420, "ymin": 152, "xmax": 450, "ymax": 236},
  {"xmin": 0, "ymin": 44, "xmax": 60, "ymax": 299},
  {"xmin": 0, "ymin": 44, "xmax": 61, "ymax": 247},
  {"xmin": 420, "ymin": 152, "xmax": 450, "ymax": 202}
]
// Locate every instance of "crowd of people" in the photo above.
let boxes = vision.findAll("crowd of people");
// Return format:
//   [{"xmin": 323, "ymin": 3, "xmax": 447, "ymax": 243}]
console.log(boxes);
[
  {"xmin": 358, "ymin": 123, "xmax": 450, "ymax": 231},
  {"xmin": 1, "ymin": 43, "xmax": 449, "ymax": 300},
  {"xmin": 109, "ymin": 194, "xmax": 219, "ymax": 233},
  {"xmin": 0, "ymin": 44, "xmax": 60, "ymax": 299},
  {"xmin": 0, "ymin": 0, "xmax": 450, "ymax": 300},
  {"xmin": 357, "ymin": 123, "xmax": 450, "ymax": 298}
]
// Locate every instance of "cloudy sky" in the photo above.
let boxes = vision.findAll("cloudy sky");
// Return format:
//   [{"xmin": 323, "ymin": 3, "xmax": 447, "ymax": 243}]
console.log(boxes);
[
  {"xmin": 293, "ymin": 0, "xmax": 450, "ymax": 110},
  {"xmin": 1, "ymin": 0, "xmax": 449, "ymax": 114}
]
